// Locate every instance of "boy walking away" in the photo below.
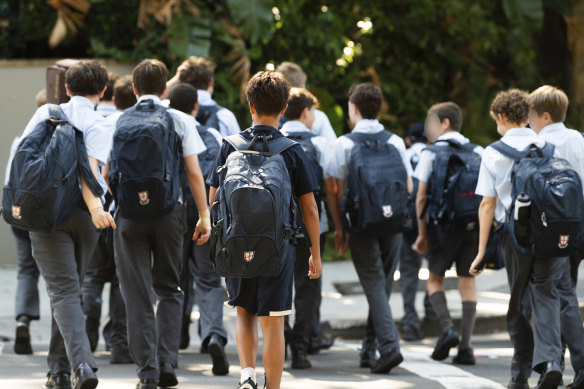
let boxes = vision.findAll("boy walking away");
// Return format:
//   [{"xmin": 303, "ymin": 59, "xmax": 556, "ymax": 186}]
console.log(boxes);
[
  {"xmin": 3, "ymin": 60, "xmax": 116, "ymax": 389},
  {"xmin": 207, "ymin": 71, "xmax": 322, "ymax": 389},
  {"xmin": 414, "ymin": 102, "xmax": 482, "ymax": 365},
  {"xmin": 528, "ymin": 85, "xmax": 584, "ymax": 389},
  {"xmin": 96, "ymin": 72, "xmax": 119, "ymax": 117},
  {"xmin": 166, "ymin": 56, "xmax": 241, "ymax": 136},
  {"xmin": 108, "ymin": 59, "xmax": 211, "ymax": 389},
  {"xmin": 167, "ymin": 83, "xmax": 229, "ymax": 376},
  {"xmin": 400, "ymin": 122, "xmax": 434, "ymax": 341},
  {"xmin": 327, "ymin": 83, "xmax": 413, "ymax": 373},
  {"xmin": 82, "ymin": 74, "xmax": 136, "ymax": 364},
  {"xmin": 281, "ymin": 88, "xmax": 330, "ymax": 369},
  {"xmin": 470, "ymin": 89, "xmax": 584, "ymax": 389}
]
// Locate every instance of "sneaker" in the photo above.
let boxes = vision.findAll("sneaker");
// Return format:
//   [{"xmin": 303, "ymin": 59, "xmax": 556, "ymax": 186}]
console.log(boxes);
[
  {"xmin": 431, "ymin": 327, "xmax": 459, "ymax": 361},
  {"xmin": 238, "ymin": 378, "xmax": 258, "ymax": 389},
  {"xmin": 14, "ymin": 318, "xmax": 33, "ymax": 355},
  {"xmin": 453, "ymin": 347, "xmax": 476, "ymax": 365}
]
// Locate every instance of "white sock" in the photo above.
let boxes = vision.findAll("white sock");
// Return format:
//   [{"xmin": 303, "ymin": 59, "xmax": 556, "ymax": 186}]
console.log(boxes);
[{"xmin": 241, "ymin": 367, "xmax": 256, "ymax": 383}]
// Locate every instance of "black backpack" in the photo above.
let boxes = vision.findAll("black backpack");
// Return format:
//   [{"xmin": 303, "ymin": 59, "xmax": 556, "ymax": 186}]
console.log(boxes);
[
  {"xmin": 286, "ymin": 131, "xmax": 324, "ymax": 201},
  {"xmin": 491, "ymin": 141, "xmax": 584, "ymax": 257},
  {"xmin": 210, "ymin": 131, "xmax": 297, "ymax": 278},
  {"xmin": 2, "ymin": 105, "xmax": 104, "ymax": 232},
  {"xmin": 196, "ymin": 105, "xmax": 220, "ymax": 132},
  {"xmin": 183, "ymin": 125, "xmax": 221, "ymax": 229},
  {"xmin": 341, "ymin": 131, "xmax": 412, "ymax": 234},
  {"xmin": 108, "ymin": 99, "xmax": 182, "ymax": 220},
  {"xmin": 425, "ymin": 139, "xmax": 482, "ymax": 231}
]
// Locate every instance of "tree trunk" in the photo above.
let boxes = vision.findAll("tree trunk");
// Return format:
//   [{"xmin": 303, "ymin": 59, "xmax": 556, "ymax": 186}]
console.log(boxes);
[{"xmin": 565, "ymin": 1, "xmax": 584, "ymax": 129}]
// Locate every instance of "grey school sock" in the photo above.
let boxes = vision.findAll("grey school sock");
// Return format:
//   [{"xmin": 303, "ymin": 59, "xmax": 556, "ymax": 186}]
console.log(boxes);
[
  {"xmin": 429, "ymin": 291, "xmax": 453, "ymax": 332},
  {"xmin": 460, "ymin": 301, "xmax": 477, "ymax": 350}
]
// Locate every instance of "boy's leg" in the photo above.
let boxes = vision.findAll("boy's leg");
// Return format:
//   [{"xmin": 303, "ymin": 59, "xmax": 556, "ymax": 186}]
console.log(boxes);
[
  {"xmin": 236, "ymin": 307, "xmax": 259, "ymax": 375},
  {"xmin": 179, "ymin": 227, "xmax": 195, "ymax": 350},
  {"xmin": 30, "ymin": 209, "xmax": 99, "ymax": 375},
  {"xmin": 557, "ymin": 267, "xmax": 584, "ymax": 374},
  {"xmin": 260, "ymin": 316, "xmax": 285, "ymax": 389},
  {"xmin": 13, "ymin": 227, "xmax": 40, "ymax": 322},
  {"xmin": 399, "ymin": 234, "xmax": 423, "ymax": 338}
]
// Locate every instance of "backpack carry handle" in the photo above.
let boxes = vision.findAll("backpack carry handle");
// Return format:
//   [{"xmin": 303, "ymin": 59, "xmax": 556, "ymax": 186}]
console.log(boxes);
[
  {"xmin": 136, "ymin": 99, "xmax": 156, "ymax": 112},
  {"xmin": 248, "ymin": 133, "xmax": 270, "ymax": 152}
]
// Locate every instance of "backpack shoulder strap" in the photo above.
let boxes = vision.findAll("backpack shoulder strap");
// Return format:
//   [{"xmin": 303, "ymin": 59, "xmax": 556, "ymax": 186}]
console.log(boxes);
[
  {"xmin": 224, "ymin": 134, "xmax": 250, "ymax": 151},
  {"xmin": 286, "ymin": 131, "xmax": 314, "ymax": 140},
  {"xmin": 267, "ymin": 137, "xmax": 298, "ymax": 154},
  {"xmin": 490, "ymin": 140, "xmax": 525, "ymax": 161},
  {"xmin": 541, "ymin": 142, "xmax": 555, "ymax": 157},
  {"xmin": 47, "ymin": 104, "xmax": 66, "ymax": 120},
  {"xmin": 196, "ymin": 124, "xmax": 209, "ymax": 134}
]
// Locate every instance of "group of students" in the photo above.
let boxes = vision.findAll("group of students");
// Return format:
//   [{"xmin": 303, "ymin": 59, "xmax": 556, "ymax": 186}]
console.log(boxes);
[{"xmin": 4, "ymin": 55, "xmax": 584, "ymax": 389}]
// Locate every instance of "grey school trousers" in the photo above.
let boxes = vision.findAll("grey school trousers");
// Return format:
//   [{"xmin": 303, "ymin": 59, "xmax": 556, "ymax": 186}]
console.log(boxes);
[
  {"xmin": 114, "ymin": 204, "xmax": 184, "ymax": 380},
  {"xmin": 30, "ymin": 208, "xmax": 99, "ymax": 374},
  {"xmin": 13, "ymin": 226, "xmax": 41, "ymax": 321},
  {"xmin": 350, "ymin": 231, "xmax": 402, "ymax": 361},
  {"xmin": 501, "ymin": 233, "xmax": 568, "ymax": 379}
]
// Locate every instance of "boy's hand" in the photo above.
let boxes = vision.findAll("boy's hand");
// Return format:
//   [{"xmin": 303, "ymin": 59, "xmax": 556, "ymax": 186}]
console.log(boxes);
[
  {"xmin": 192, "ymin": 209, "xmax": 211, "ymax": 245},
  {"xmin": 308, "ymin": 255, "xmax": 322, "ymax": 279},
  {"xmin": 414, "ymin": 234, "xmax": 428, "ymax": 256},
  {"xmin": 90, "ymin": 207, "xmax": 116, "ymax": 230},
  {"xmin": 334, "ymin": 229, "xmax": 349, "ymax": 257},
  {"xmin": 469, "ymin": 251, "xmax": 487, "ymax": 276}
]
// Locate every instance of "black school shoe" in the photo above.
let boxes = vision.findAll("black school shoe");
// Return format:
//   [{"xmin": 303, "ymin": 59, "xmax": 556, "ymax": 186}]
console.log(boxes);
[
  {"xmin": 508, "ymin": 377, "xmax": 529, "ymax": 389},
  {"xmin": 14, "ymin": 318, "xmax": 33, "ymax": 355},
  {"xmin": 291, "ymin": 349, "xmax": 312, "ymax": 369},
  {"xmin": 371, "ymin": 349, "xmax": 404, "ymax": 374},
  {"xmin": 453, "ymin": 347, "xmax": 476, "ymax": 365},
  {"xmin": 238, "ymin": 378, "xmax": 258, "ymax": 389},
  {"xmin": 136, "ymin": 378, "xmax": 158, "ymax": 389},
  {"xmin": 568, "ymin": 369, "xmax": 584, "ymax": 389},
  {"xmin": 44, "ymin": 372, "xmax": 71, "ymax": 389},
  {"xmin": 402, "ymin": 325, "xmax": 423, "ymax": 342},
  {"xmin": 208, "ymin": 334, "xmax": 230, "ymax": 376},
  {"xmin": 158, "ymin": 362, "xmax": 178, "ymax": 388},
  {"xmin": 431, "ymin": 327, "xmax": 460, "ymax": 361},
  {"xmin": 73, "ymin": 362, "xmax": 98, "ymax": 389},
  {"xmin": 535, "ymin": 361, "xmax": 562, "ymax": 389}
]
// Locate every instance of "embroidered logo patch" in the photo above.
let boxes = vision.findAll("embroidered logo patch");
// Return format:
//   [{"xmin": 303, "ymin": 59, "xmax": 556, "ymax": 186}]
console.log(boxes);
[
  {"xmin": 382, "ymin": 205, "xmax": 393, "ymax": 218},
  {"xmin": 138, "ymin": 191, "xmax": 150, "ymax": 206},
  {"xmin": 559, "ymin": 235, "xmax": 570, "ymax": 249},
  {"xmin": 244, "ymin": 251, "xmax": 255, "ymax": 263},
  {"xmin": 11, "ymin": 205, "xmax": 22, "ymax": 220}
]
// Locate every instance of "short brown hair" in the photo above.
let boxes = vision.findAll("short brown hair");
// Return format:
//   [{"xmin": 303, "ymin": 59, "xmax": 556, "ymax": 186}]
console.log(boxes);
[
  {"xmin": 65, "ymin": 60, "xmax": 108, "ymax": 96},
  {"xmin": 529, "ymin": 85, "xmax": 569, "ymax": 123},
  {"xmin": 284, "ymin": 88, "xmax": 317, "ymax": 121},
  {"xmin": 132, "ymin": 59, "xmax": 168, "ymax": 96},
  {"xmin": 113, "ymin": 75, "xmax": 137, "ymax": 110},
  {"xmin": 490, "ymin": 89, "xmax": 530, "ymax": 125},
  {"xmin": 101, "ymin": 72, "xmax": 120, "ymax": 102},
  {"xmin": 246, "ymin": 71, "xmax": 291, "ymax": 117},
  {"xmin": 168, "ymin": 83, "xmax": 197, "ymax": 115},
  {"xmin": 427, "ymin": 102, "xmax": 463, "ymax": 132},
  {"xmin": 276, "ymin": 62, "xmax": 307, "ymax": 88},
  {"xmin": 348, "ymin": 83, "xmax": 382, "ymax": 119},
  {"xmin": 179, "ymin": 56, "xmax": 216, "ymax": 90}
]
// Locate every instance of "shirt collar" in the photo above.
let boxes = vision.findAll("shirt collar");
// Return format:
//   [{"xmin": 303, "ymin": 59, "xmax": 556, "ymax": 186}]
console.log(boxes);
[
  {"xmin": 352, "ymin": 119, "xmax": 384, "ymax": 134},
  {"xmin": 137, "ymin": 95, "xmax": 162, "ymax": 104},
  {"xmin": 539, "ymin": 122, "xmax": 567, "ymax": 135},
  {"xmin": 197, "ymin": 90, "xmax": 216, "ymax": 106},
  {"xmin": 68, "ymin": 96, "xmax": 96, "ymax": 110},
  {"xmin": 503, "ymin": 127, "xmax": 538, "ymax": 138},
  {"xmin": 282, "ymin": 120, "xmax": 311, "ymax": 133}
]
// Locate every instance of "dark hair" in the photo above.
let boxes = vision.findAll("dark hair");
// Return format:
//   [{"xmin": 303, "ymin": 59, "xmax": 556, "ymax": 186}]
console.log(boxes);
[
  {"xmin": 179, "ymin": 56, "xmax": 216, "ymax": 90},
  {"xmin": 490, "ymin": 89, "xmax": 530, "ymax": 125},
  {"xmin": 348, "ymin": 83, "xmax": 382, "ymax": 119},
  {"xmin": 132, "ymin": 59, "xmax": 168, "ymax": 96},
  {"xmin": 427, "ymin": 102, "xmax": 463, "ymax": 132},
  {"xmin": 168, "ymin": 83, "xmax": 198, "ymax": 115},
  {"xmin": 284, "ymin": 88, "xmax": 317, "ymax": 121},
  {"xmin": 100, "ymin": 72, "xmax": 120, "ymax": 102},
  {"xmin": 113, "ymin": 75, "xmax": 136, "ymax": 110},
  {"xmin": 65, "ymin": 60, "xmax": 108, "ymax": 96},
  {"xmin": 246, "ymin": 71, "xmax": 291, "ymax": 117}
]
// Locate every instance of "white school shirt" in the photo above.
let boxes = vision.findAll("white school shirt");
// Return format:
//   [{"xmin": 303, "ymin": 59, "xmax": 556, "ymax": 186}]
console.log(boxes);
[
  {"xmin": 281, "ymin": 120, "xmax": 330, "ymax": 234},
  {"xmin": 414, "ymin": 131, "xmax": 484, "ymax": 183},
  {"xmin": 475, "ymin": 128, "xmax": 556, "ymax": 223},
  {"xmin": 20, "ymin": 96, "xmax": 113, "ymax": 194},
  {"xmin": 197, "ymin": 90, "xmax": 241, "ymax": 137},
  {"xmin": 4, "ymin": 136, "xmax": 20, "ymax": 186},
  {"xmin": 96, "ymin": 103, "xmax": 117, "ymax": 117},
  {"xmin": 537, "ymin": 122, "xmax": 584, "ymax": 193},
  {"xmin": 405, "ymin": 141, "xmax": 426, "ymax": 168},
  {"xmin": 312, "ymin": 109, "xmax": 338, "ymax": 143},
  {"xmin": 327, "ymin": 119, "xmax": 413, "ymax": 180}
]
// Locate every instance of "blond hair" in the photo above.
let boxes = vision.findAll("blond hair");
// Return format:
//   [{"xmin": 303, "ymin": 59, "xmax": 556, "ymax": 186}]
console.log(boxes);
[{"xmin": 529, "ymin": 85, "xmax": 569, "ymax": 123}]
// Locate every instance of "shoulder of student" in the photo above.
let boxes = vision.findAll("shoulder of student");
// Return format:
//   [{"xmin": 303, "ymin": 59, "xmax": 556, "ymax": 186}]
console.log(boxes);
[{"xmin": 217, "ymin": 107, "xmax": 241, "ymax": 134}]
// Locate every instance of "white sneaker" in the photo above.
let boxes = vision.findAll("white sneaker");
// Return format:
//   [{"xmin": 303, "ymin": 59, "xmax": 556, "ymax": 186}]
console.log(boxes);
[{"xmin": 238, "ymin": 378, "xmax": 258, "ymax": 389}]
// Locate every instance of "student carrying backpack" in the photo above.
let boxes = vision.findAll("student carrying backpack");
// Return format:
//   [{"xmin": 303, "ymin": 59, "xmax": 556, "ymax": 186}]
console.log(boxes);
[{"xmin": 490, "ymin": 141, "xmax": 584, "ymax": 257}]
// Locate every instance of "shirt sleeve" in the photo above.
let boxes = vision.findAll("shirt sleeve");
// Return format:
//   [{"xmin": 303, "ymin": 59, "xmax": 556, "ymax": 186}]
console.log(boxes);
[
  {"xmin": 171, "ymin": 111, "xmax": 207, "ymax": 157},
  {"xmin": 284, "ymin": 144, "xmax": 320, "ymax": 197},
  {"xmin": 327, "ymin": 137, "xmax": 350, "ymax": 180},
  {"xmin": 312, "ymin": 136, "xmax": 329, "ymax": 173},
  {"xmin": 413, "ymin": 149, "xmax": 435, "ymax": 183},
  {"xmin": 475, "ymin": 159, "xmax": 497, "ymax": 197},
  {"xmin": 206, "ymin": 141, "xmax": 232, "ymax": 187},
  {"xmin": 84, "ymin": 117, "xmax": 113, "ymax": 165},
  {"xmin": 389, "ymin": 135, "xmax": 413, "ymax": 177},
  {"xmin": 20, "ymin": 105, "xmax": 49, "ymax": 140},
  {"xmin": 312, "ymin": 110, "xmax": 337, "ymax": 143},
  {"xmin": 217, "ymin": 108, "xmax": 241, "ymax": 137}
]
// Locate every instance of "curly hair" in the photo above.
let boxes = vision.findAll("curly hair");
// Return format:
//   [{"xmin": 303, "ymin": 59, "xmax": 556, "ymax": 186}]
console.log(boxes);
[{"xmin": 490, "ymin": 89, "xmax": 530, "ymax": 124}]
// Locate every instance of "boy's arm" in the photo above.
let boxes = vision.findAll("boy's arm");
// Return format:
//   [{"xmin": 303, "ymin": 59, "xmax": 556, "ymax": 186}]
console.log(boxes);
[
  {"xmin": 414, "ymin": 181, "xmax": 429, "ymax": 255},
  {"xmin": 209, "ymin": 186, "xmax": 217, "ymax": 207},
  {"xmin": 184, "ymin": 154, "xmax": 210, "ymax": 245},
  {"xmin": 469, "ymin": 196, "xmax": 497, "ymax": 276},
  {"xmin": 163, "ymin": 60, "xmax": 190, "ymax": 99},
  {"xmin": 82, "ymin": 156, "xmax": 116, "ymax": 230},
  {"xmin": 326, "ymin": 177, "xmax": 349, "ymax": 256},
  {"xmin": 299, "ymin": 192, "xmax": 322, "ymax": 279}
]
